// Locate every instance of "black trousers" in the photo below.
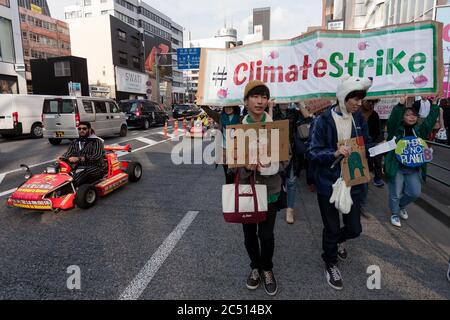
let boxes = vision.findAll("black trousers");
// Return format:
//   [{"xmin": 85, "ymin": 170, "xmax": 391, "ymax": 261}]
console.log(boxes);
[
  {"xmin": 317, "ymin": 194, "xmax": 362, "ymax": 265},
  {"xmin": 368, "ymin": 154, "xmax": 383, "ymax": 180},
  {"xmin": 242, "ymin": 203, "xmax": 278, "ymax": 271},
  {"xmin": 72, "ymin": 166, "xmax": 105, "ymax": 187},
  {"xmin": 223, "ymin": 165, "xmax": 234, "ymax": 184}
]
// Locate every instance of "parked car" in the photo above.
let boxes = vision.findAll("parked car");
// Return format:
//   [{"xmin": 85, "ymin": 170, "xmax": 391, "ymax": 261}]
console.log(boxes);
[
  {"xmin": 0, "ymin": 94, "xmax": 50, "ymax": 139},
  {"xmin": 172, "ymin": 103, "xmax": 202, "ymax": 119},
  {"xmin": 119, "ymin": 99, "xmax": 169, "ymax": 129},
  {"xmin": 42, "ymin": 96, "xmax": 128, "ymax": 145}
]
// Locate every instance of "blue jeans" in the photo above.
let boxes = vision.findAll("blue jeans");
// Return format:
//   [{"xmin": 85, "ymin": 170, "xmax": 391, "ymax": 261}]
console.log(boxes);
[
  {"xmin": 286, "ymin": 164, "xmax": 297, "ymax": 209},
  {"xmin": 388, "ymin": 170, "xmax": 422, "ymax": 215}
]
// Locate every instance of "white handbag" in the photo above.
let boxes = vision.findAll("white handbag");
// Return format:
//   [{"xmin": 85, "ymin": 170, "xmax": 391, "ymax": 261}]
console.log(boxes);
[
  {"xmin": 330, "ymin": 177, "xmax": 353, "ymax": 214},
  {"xmin": 222, "ymin": 170, "xmax": 268, "ymax": 224}
]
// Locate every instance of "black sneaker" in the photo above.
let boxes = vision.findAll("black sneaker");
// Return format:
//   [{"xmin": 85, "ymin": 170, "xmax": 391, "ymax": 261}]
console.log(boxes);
[
  {"xmin": 246, "ymin": 268, "xmax": 260, "ymax": 290},
  {"xmin": 324, "ymin": 264, "xmax": 343, "ymax": 290},
  {"xmin": 261, "ymin": 270, "xmax": 278, "ymax": 296},
  {"xmin": 337, "ymin": 244, "xmax": 348, "ymax": 261}
]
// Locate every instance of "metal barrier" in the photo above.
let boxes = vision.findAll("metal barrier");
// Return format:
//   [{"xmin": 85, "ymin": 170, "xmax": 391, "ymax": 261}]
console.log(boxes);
[{"xmin": 426, "ymin": 140, "xmax": 450, "ymax": 188}]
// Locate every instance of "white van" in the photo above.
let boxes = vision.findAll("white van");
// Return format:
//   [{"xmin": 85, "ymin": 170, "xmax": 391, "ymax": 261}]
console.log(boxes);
[
  {"xmin": 0, "ymin": 94, "xmax": 48, "ymax": 139},
  {"xmin": 42, "ymin": 96, "xmax": 128, "ymax": 145}
]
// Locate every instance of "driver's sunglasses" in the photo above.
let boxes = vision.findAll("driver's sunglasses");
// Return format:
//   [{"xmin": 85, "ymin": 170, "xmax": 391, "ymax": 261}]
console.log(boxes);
[{"xmin": 78, "ymin": 127, "xmax": 89, "ymax": 131}]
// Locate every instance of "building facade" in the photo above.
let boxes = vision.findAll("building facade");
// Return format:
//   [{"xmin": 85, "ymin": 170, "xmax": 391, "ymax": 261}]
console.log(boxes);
[
  {"xmin": 323, "ymin": 0, "xmax": 450, "ymax": 30},
  {"xmin": 183, "ymin": 27, "xmax": 237, "ymax": 102},
  {"xmin": 18, "ymin": 0, "xmax": 51, "ymax": 16},
  {"xmin": 64, "ymin": 0, "xmax": 184, "ymax": 106},
  {"xmin": 0, "ymin": 0, "xmax": 27, "ymax": 94},
  {"xmin": 253, "ymin": 7, "xmax": 270, "ymax": 40},
  {"xmin": 19, "ymin": 6, "xmax": 71, "ymax": 93}
]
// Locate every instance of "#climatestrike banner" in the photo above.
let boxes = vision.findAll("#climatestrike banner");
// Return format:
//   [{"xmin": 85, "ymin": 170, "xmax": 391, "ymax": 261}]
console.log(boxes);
[{"xmin": 197, "ymin": 21, "xmax": 443, "ymax": 106}]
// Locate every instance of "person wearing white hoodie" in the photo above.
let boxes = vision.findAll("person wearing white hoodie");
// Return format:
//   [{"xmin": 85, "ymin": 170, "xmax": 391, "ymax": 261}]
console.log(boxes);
[{"xmin": 309, "ymin": 76, "xmax": 373, "ymax": 291}]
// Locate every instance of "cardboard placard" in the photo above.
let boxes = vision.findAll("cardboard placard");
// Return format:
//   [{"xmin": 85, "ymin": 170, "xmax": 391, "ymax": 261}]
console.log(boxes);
[
  {"xmin": 225, "ymin": 120, "xmax": 289, "ymax": 168},
  {"xmin": 338, "ymin": 137, "xmax": 371, "ymax": 187}
]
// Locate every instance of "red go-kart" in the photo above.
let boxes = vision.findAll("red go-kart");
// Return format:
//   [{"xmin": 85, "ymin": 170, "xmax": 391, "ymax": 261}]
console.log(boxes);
[{"xmin": 7, "ymin": 144, "xmax": 142, "ymax": 212}]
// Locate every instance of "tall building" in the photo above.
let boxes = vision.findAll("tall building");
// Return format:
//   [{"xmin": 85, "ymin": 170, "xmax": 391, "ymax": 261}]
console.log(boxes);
[
  {"xmin": 18, "ymin": 0, "xmax": 51, "ymax": 16},
  {"xmin": 322, "ymin": 0, "xmax": 448, "ymax": 30},
  {"xmin": 64, "ymin": 0, "xmax": 184, "ymax": 106},
  {"xmin": 0, "ymin": 0, "xmax": 27, "ymax": 94},
  {"xmin": 253, "ymin": 7, "xmax": 270, "ymax": 40},
  {"xmin": 19, "ymin": 5, "xmax": 71, "ymax": 93},
  {"xmin": 183, "ymin": 27, "xmax": 237, "ymax": 102}
]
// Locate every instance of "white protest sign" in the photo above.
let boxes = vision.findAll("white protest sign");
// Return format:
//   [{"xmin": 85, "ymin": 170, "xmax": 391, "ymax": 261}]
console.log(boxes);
[{"xmin": 197, "ymin": 21, "xmax": 443, "ymax": 106}]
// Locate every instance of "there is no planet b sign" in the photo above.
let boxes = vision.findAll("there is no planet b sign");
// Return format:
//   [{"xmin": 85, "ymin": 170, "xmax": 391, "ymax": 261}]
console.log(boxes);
[{"xmin": 395, "ymin": 136, "xmax": 433, "ymax": 168}]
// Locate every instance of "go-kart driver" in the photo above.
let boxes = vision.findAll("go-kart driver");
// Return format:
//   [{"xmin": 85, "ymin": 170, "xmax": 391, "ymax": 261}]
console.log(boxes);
[{"xmin": 60, "ymin": 121, "xmax": 106, "ymax": 187}]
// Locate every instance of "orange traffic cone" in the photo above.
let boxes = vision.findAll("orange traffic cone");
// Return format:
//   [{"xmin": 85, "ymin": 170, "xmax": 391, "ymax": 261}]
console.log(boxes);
[
  {"xmin": 174, "ymin": 119, "xmax": 179, "ymax": 136},
  {"xmin": 183, "ymin": 118, "xmax": 187, "ymax": 135},
  {"xmin": 164, "ymin": 120, "xmax": 168, "ymax": 139}
]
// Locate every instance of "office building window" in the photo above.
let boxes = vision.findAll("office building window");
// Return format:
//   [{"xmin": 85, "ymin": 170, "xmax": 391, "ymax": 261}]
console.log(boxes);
[
  {"xmin": 132, "ymin": 56, "xmax": 140, "ymax": 69},
  {"xmin": 0, "ymin": 17, "xmax": 15, "ymax": 64},
  {"xmin": 22, "ymin": 31, "xmax": 27, "ymax": 39},
  {"xmin": 118, "ymin": 51, "xmax": 128, "ymax": 65},
  {"xmin": 85, "ymin": 13, "xmax": 92, "ymax": 17},
  {"xmin": 118, "ymin": 29, "xmax": 126, "ymax": 41},
  {"xmin": 101, "ymin": 10, "xmax": 109, "ymax": 15},
  {"xmin": 131, "ymin": 36, "xmax": 140, "ymax": 48},
  {"xmin": 101, "ymin": 0, "xmax": 108, "ymax": 3},
  {"xmin": 54, "ymin": 61, "xmax": 71, "ymax": 77},
  {"xmin": 84, "ymin": 0, "xmax": 91, "ymax": 6},
  {"xmin": 0, "ymin": 0, "xmax": 9, "ymax": 7}
]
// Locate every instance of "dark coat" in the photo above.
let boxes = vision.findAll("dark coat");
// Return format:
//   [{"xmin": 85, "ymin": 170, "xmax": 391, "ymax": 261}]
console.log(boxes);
[{"xmin": 308, "ymin": 106, "xmax": 371, "ymax": 197}]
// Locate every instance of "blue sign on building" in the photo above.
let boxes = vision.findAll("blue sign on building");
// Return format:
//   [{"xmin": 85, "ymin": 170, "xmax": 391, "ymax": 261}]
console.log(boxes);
[{"xmin": 176, "ymin": 48, "xmax": 201, "ymax": 70}]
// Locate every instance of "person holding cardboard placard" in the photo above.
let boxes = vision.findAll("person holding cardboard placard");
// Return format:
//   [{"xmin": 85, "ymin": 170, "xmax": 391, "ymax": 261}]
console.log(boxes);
[
  {"xmin": 385, "ymin": 96, "xmax": 439, "ymax": 228},
  {"xmin": 233, "ymin": 80, "xmax": 288, "ymax": 296},
  {"xmin": 309, "ymin": 75, "xmax": 372, "ymax": 291}
]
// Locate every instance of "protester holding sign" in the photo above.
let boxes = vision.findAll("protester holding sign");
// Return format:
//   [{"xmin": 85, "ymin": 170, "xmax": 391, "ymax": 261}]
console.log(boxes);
[
  {"xmin": 202, "ymin": 105, "xmax": 242, "ymax": 183},
  {"xmin": 309, "ymin": 75, "xmax": 372, "ymax": 291},
  {"xmin": 385, "ymin": 96, "xmax": 439, "ymax": 228},
  {"xmin": 271, "ymin": 103, "xmax": 301, "ymax": 224},
  {"xmin": 234, "ymin": 80, "xmax": 288, "ymax": 296}
]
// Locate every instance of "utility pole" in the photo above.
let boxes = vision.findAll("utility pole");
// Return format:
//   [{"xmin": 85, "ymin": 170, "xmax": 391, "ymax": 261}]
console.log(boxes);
[{"xmin": 155, "ymin": 51, "xmax": 177, "ymax": 105}]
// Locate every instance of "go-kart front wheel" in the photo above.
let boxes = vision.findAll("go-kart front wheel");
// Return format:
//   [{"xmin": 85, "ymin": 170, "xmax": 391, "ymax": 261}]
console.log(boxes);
[
  {"xmin": 75, "ymin": 184, "xmax": 97, "ymax": 209},
  {"xmin": 126, "ymin": 162, "xmax": 142, "ymax": 182}
]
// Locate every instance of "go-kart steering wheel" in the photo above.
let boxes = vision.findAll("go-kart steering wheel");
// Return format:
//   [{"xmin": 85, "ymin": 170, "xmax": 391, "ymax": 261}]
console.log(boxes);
[{"xmin": 58, "ymin": 157, "xmax": 77, "ymax": 170}]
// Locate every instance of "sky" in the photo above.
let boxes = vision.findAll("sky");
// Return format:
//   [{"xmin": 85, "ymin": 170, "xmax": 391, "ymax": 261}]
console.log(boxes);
[{"xmin": 46, "ymin": 0, "xmax": 323, "ymax": 41}]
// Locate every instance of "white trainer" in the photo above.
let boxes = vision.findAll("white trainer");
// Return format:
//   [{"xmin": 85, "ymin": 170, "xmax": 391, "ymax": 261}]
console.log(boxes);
[
  {"xmin": 391, "ymin": 215, "xmax": 402, "ymax": 228},
  {"xmin": 399, "ymin": 208, "xmax": 409, "ymax": 220}
]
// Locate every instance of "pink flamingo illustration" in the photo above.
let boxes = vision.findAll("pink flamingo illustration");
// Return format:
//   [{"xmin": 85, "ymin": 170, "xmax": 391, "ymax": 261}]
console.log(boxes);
[
  {"xmin": 358, "ymin": 41, "xmax": 369, "ymax": 51},
  {"xmin": 217, "ymin": 88, "xmax": 229, "ymax": 99}
]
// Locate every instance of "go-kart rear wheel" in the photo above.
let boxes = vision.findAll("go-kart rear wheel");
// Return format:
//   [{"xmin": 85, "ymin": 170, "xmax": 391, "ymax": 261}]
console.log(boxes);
[
  {"xmin": 126, "ymin": 162, "xmax": 142, "ymax": 182},
  {"xmin": 75, "ymin": 184, "xmax": 97, "ymax": 209}
]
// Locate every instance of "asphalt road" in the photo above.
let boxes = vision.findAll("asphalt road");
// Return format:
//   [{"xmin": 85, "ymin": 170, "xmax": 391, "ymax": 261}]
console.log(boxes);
[{"xmin": 0, "ymin": 129, "xmax": 449, "ymax": 300}]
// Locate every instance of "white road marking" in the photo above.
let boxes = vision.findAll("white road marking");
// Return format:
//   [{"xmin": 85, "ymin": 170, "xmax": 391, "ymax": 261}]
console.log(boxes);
[
  {"xmin": 0, "ymin": 188, "xmax": 17, "ymax": 197},
  {"xmin": 119, "ymin": 211, "xmax": 199, "ymax": 300},
  {"xmin": 135, "ymin": 137, "xmax": 158, "ymax": 146},
  {"xmin": 0, "ymin": 173, "xmax": 5, "ymax": 185}
]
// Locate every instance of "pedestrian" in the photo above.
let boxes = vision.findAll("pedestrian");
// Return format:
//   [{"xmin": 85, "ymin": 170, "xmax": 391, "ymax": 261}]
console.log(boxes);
[
  {"xmin": 202, "ymin": 105, "xmax": 241, "ymax": 184},
  {"xmin": 359, "ymin": 99, "xmax": 384, "ymax": 219},
  {"xmin": 309, "ymin": 76, "xmax": 373, "ymax": 291},
  {"xmin": 429, "ymin": 99, "xmax": 445, "ymax": 142},
  {"xmin": 384, "ymin": 96, "xmax": 439, "ymax": 228},
  {"xmin": 444, "ymin": 98, "xmax": 450, "ymax": 145},
  {"xmin": 413, "ymin": 96, "xmax": 432, "ymax": 120},
  {"xmin": 271, "ymin": 103, "xmax": 302, "ymax": 224},
  {"xmin": 237, "ymin": 80, "xmax": 287, "ymax": 296}
]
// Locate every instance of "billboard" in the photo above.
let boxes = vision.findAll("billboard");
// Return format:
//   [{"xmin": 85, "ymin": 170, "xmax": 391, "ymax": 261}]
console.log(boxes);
[{"xmin": 143, "ymin": 33, "xmax": 172, "ymax": 80}]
